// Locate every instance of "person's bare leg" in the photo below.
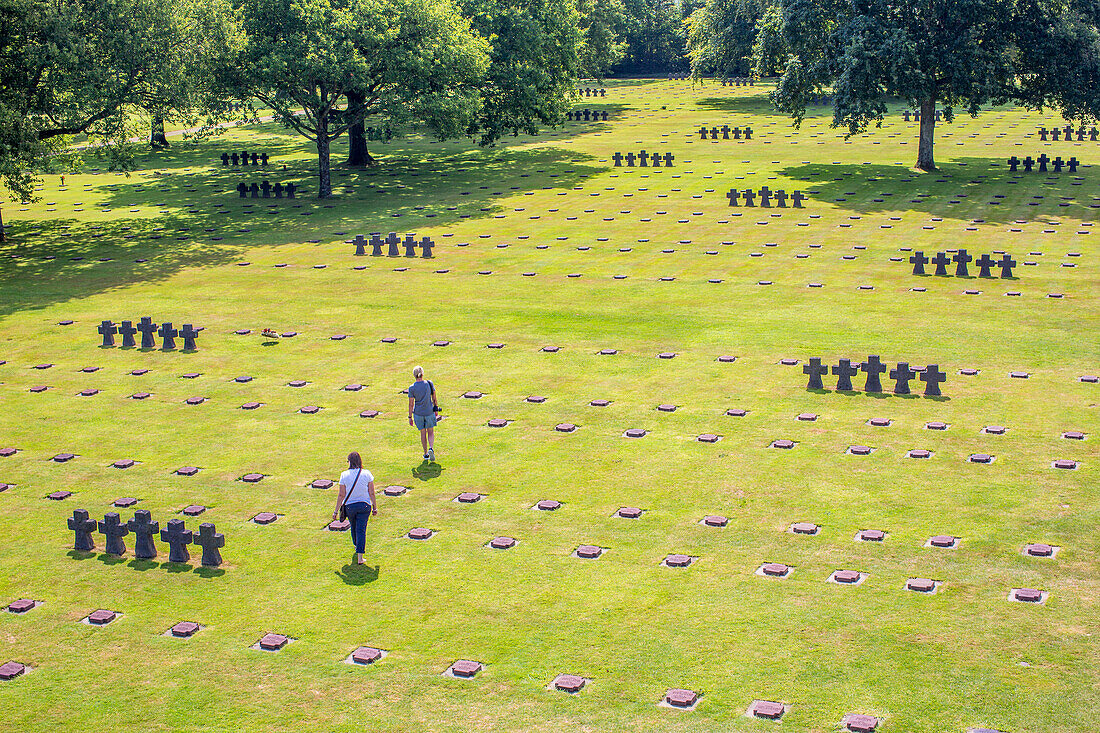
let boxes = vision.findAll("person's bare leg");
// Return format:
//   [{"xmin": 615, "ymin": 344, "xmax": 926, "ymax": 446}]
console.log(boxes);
[
  {"xmin": 420, "ymin": 428, "xmax": 428, "ymax": 454},
  {"xmin": 357, "ymin": 552, "xmax": 364, "ymax": 565},
  {"xmin": 427, "ymin": 427, "xmax": 435, "ymax": 451}
]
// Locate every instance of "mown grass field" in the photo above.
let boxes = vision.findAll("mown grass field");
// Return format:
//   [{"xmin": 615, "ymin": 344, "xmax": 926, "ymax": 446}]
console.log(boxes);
[{"xmin": 0, "ymin": 78, "xmax": 1096, "ymax": 732}]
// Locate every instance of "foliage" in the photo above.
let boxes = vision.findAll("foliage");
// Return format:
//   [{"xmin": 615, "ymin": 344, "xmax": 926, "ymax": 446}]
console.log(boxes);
[
  {"xmin": 687, "ymin": 0, "xmax": 770, "ymax": 79},
  {"xmin": 610, "ymin": 0, "xmax": 689, "ymax": 74}
]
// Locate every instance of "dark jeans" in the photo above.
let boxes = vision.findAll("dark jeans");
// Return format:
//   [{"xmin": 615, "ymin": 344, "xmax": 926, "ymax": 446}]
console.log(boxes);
[{"xmin": 345, "ymin": 502, "xmax": 372, "ymax": 553}]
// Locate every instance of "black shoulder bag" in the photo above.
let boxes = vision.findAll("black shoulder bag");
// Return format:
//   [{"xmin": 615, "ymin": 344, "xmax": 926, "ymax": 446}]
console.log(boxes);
[{"xmin": 339, "ymin": 469, "xmax": 362, "ymax": 521}]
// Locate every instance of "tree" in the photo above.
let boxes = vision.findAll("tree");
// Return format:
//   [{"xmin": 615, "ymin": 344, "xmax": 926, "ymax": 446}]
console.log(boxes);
[
  {"xmin": 758, "ymin": 0, "xmax": 1100, "ymax": 171},
  {"xmin": 577, "ymin": 0, "xmax": 630, "ymax": 78},
  {"xmin": 0, "ymin": 0, "xmax": 186, "ymax": 240},
  {"xmin": 687, "ymin": 0, "xmax": 769, "ymax": 79},
  {"xmin": 460, "ymin": 0, "xmax": 585, "ymax": 145},
  {"xmin": 237, "ymin": 0, "xmax": 489, "ymax": 197},
  {"xmin": 610, "ymin": 0, "xmax": 689, "ymax": 75}
]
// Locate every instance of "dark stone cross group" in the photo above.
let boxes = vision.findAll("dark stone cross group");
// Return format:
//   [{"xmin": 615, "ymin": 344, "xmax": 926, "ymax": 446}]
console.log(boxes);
[
  {"xmin": 236, "ymin": 181, "xmax": 297, "ymax": 198},
  {"xmin": 354, "ymin": 232, "xmax": 435, "ymax": 258},
  {"xmin": 98, "ymin": 316, "xmax": 199, "ymax": 350},
  {"xmin": 1037, "ymin": 125, "xmax": 1096, "ymax": 142},
  {"xmin": 567, "ymin": 110, "xmax": 608, "ymax": 122},
  {"xmin": 727, "ymin": 186, "xmax": 805, "ymax": 208},
  {"xmin": 804, "ymin": 356, "xmax": 947, "ymax": 396},
  {"xmin": 612, "ymin": 150, "xmax": 675, "ymax": 168},
  {"xmin": 698, "ymin": 125, "xmax": 752, "ymax": 140},
  {"xmin": 1007, "ymin": 154, "xmax": 1079, "ymax": 173},
  {"xmin": 909, "ymin": 249, "xmax": 1015, "ymax": 278},
  {"xmin": 578, "ymin": 87, "xmax": 606, "ymax": 97},
  {"xmin": 901, "ymin": 110, "xmax": 943, "ymax": 122},
  {"xmin": 720, "ymin": 77, "xmax": 753, "ymax": 86},
  {"xmin": 220, "ymin": 151, "xmax": 269, "ymax": 166},
  {"xmin": 67, "ymin": 509, "xmax": 224, "ymax": 566}
]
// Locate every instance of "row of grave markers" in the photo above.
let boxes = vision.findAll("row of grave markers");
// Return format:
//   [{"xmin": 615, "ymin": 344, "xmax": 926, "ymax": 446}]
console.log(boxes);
[
  {"xmin": 67, "ymin": 509, "xmax": 223, "ymax": 566},
  {"xmin": 719, "ymin": 77, "xmax": 754, "ymax": 86},
  {"xmin": 1007, "ymin": 154, "xmax": 1080, "ymax": 173},
  {"xmin": 220, "ymin": 151, "xmax": 268, "ymax": 166},
  {"xmin": 98, "ymin": 318, "xmax": 199, "ymax": 350},
  {"xmin": 235, "ymin": 181, "xmax": 297, "ymax": 198},
  {"xmin": 804, "ymin": 356, "xmax": 946, "ymax": 396},
  {"xmin": 697, "ymin": 125, "xmax": 752, "ymax": 140},
  {"xmin": 727, "ymin": 187, "xmax": 807, "ymax": 207},
  {"xmin": 612, "ymin": 151, "xmax": 675, "ymax": 167},
  {"xmin": 576, "ymin": 88, "xmax": 606, "ymax": 97},
  {"xmin": 1037, "ymin": 125, "xmax": 1097, "ymax": 141},
  {"xmin": 353, "ymin": 233, "xmax": 435, "ymax": 258},
  {"xmin": 910, "ymin": 250, "xmax": 1016, "ymax": 278},
  {"xmin": 567, "ymin": 110, "xmax": 609, "ymax": 122},
  {"xmin": 901, "ymin": 110, "xmax": 944, "ymax": 122}
]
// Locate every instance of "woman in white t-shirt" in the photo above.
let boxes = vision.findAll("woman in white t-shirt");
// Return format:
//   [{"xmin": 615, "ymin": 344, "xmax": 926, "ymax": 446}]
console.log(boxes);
[{"xmin": 332, "ymin": 451, "xmax": 377, "ymax": 565}]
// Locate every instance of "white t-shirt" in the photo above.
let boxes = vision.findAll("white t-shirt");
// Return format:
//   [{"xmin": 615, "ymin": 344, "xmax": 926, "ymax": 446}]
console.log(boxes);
[{"xmin": 340, "ymin": 468, "xmax": 374, "ymax": 505}]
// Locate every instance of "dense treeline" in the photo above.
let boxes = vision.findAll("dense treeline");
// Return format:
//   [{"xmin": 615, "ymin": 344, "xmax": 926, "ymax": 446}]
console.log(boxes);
[{"xmin": 2, "ymin": 0, "xmax": 1098, "ymax": 231}]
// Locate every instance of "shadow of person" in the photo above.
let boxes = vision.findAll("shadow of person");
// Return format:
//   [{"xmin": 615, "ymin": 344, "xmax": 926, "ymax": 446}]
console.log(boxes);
[
  {"xmin": 336, "ymin": 564, "xmax": 379, "ymax": 586},
  {"xmin": 412, "ymin": 461, "xmax": 442, "ymax": 481}
]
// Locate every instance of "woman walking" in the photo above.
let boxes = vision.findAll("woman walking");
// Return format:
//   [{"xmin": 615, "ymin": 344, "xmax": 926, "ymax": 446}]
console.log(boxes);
[
  {"xmin": 407, "ymin": 365, "xmax": 440, "ymax": 461},
  {"xmin": 332, "ymin": 451, "xmax": 377, "ymax": 565}
]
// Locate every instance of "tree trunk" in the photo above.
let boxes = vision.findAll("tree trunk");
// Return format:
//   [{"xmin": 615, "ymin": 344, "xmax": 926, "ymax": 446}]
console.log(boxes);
[
  {"xmin": 0, "ymin": 206, "xmax": 5, "ymax": 243},
  {"xmin": 916, "ymin": 98, "xmax": 936, "ymax": 171},
  {"xmin": 317, "ymin": 122, "xmax": 332, "ymax": 199},
  {"xmin": 150, "ymin": 116, "xmax": 169, "ymax": 148},
  {"xmin": 345, "ymin": 91, "xmax": 375, "ymax": 166}
]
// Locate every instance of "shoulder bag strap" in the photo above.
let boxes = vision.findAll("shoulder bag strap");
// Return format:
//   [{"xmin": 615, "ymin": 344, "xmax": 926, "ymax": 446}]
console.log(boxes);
[{"xmin": 344, "ymin": 469, "xmax": 362, "ymax": 506}]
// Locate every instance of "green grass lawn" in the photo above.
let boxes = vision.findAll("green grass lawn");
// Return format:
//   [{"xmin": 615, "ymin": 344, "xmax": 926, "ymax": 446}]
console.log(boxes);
[{"xmin": 0, "ymin": 79, "xmax": 1096, "ymax": 733}]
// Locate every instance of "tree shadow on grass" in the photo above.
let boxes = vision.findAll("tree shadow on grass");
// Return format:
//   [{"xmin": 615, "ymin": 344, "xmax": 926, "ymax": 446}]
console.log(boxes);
[
  {"xmin": 336, "ymin": 564, "xmax": 379, "ymax": 586},
  {"xmin": 775, "ymin": 158, "xmax": 1095, "ymax": 224}
]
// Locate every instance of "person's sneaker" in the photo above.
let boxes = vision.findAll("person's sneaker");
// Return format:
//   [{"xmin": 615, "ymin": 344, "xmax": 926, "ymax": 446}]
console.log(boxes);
[
  {"xmin": 423, "ymin": 453, "xmax": 429, "ymax": 461},
  {"xmin": 427, "ymin": 448, "xmax": 435, "ymax": 462}
]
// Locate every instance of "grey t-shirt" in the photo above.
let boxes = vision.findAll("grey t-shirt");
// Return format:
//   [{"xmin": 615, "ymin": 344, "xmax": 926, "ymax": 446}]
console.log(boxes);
[{"xmin": 408, "ymin": 380, "xmax": 434, "ymax": 416}]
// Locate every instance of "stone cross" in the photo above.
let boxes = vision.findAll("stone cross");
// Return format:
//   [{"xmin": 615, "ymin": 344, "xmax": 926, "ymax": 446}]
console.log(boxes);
[
  {"xmin": 975, "ymin": 253, "xmax": 995, "ymax": 277},
  {"xmin": 193, "ymin": 522, "xmax": 224, "ymax": 567},
  {"xmin": 231, "ymin": 153, "xmax": 240, "ymax": 166},
  {"xmin": 386, "ymin": 232, "xmax": 400, "ymax": 257},
  {"xmin": 1022, "ymin": 156, "xmax": 1033, "ymax": 172},
  {"xmin": 1052, "ymin": 156, "xmax": 1064, "ymax": 173},
  {"xmin": 159, "ymin": 322, "xmax": 178, "ymax": 350},
  {"xmin": 1063, "ymin": 124, "xmax": 1073, "ymax": 139},
  {"xmin": 861, "ymin": 355, "xmax": 887, "ymax": 393},
  {"xmin": 720, "ymin": 125, "xmax": 730, "ymax": 139},
  {"xmin": 370, "ymin": 234, "xmax": 384, "ymax": 256},
  {"xmin": 420, "ymin": 236, "xmax": 434, "ymax": 258},
  {"xmin": 803, "ymin": 357, "xmax": 828, "ymax": 389},
  {"xmin": 732, "ymin": 127, "xmax": 741, "ymax": 139},
  {"xmin": 709, "ymin": 127, "xmax": 719, "ymax": 139},
  {"xmin": 909, "ymin": 251, "xmax": 928, "ymax": 275},
  {"xmin": 662, "ymin": 152, "xmax": 674, "ymax": 167},
  {"xmin": 625, "ymin": 152, "xmax": 636, "ymax": 166},
  {"xmin": 1067, "ymin": 157, "xmax": 1078, "ymax": 173},
  {"xmin": 742, "ymin": 126, "xmax": 752, "ymax": 139},
  {"xmin": 180, "ymin": 324, "xmax": 199, "ymax": 351},
  {"xmin": 403, "ymin": 234, "xmax": 418, "ymax": 257},
  {"xmin": 137, "ymin": 317, "xmax": 157, "ymax": 349},
  {"xmin": 249, "ymin": 183, "xmax": 259, "ymax": 198},
  {"xmin": 1037, "ymin": 153, "xmax": 1049, "ymax": 172},
  {"xmin": 930, "ymin": 252, "xmax": 951, "ymax": 276},
  {"xmin": 221, "ymin": 153, "xmax": 230, "ymax": 165},
  {"xmin": 650, "ymin": 152, "xmax": 661, "ymax": 167},
  {"xmin": 612, "ymin": 152, "xmax": 623, "ymax": 166},
  {"xmin": 903, "ymin": 111, "xmax": 911, "ymax": 122},
  {"xmin": 790, "ymin": 190, "xmax": 805, "ymax": 208},
  {"xmin": 698, "ymin": 127, "xmax": 708, "ymax": 140},
  {"xmin": 127, "ymin": 510, "xmax": 159, "ymax": 559},
  {"xmin": 1090, "ymin": 128, "xmax": 1098, "ymax": 141},
  {"xmin": 1051, "ymin": 127, "xmax": 1060, "ymax": 141},
  {"xmin": 236, "ymin": 182, "xmax": 247, "ymax": 198},
  {"xmin": 998, "ymin": 253, "xmax": 1016, "ymax": 278},
  {"xmin": 286, "ymin": 183, "xmax": 297, "ymax": 198},
  {"xmin": 774, "ymin": 189, "xmax": 788, "ymax": 207},
  {"xmin": 726, "ymin": 189, "xmax": 740, "ymax": 206},
  {"xmin": 160, "ymin": 518, "xmax": 192, "ymax": 563},
  {"xmin": 832, "ymin": 358, "xmax": 858, "ymax": 391},
  {"xmin": 890, "ymin": 362, "xmax": 916, "ymax": 394},
  {"xmin": 637, "ymin": 149, "xmax": 648, "ymax": 167},
  {"xmin": 241, "ymin": 150, "xmax": 250, "ymax": 164},
  {"xmin": 920, "ymin": 364, "xmax": 946, "ymax": 396},
  {"xmin": 742, "ymin": 189, "xmax": 756, "ymax": 206},
  {"xmin": 251, "ymin": 152, "xmax": 260, "ymax": 165},
  {"xmin": 68, "ymin": 509, "xmax": 97, "ymax": 551},
  {"xmin": 260, "ymin": 152, "xmax": 269, "ymax": 165},
  {"xmin": 99, "ymin": 512, "xmax": 129, "ymax": 556},
  {"xmin": 260, "ymin": 180, "xmax": 272, "ymax": 197},
  {"xmin": 953, "ymin": 249, "xmax": 972, "ymax": 277},
  {"xmin": 273, "ymin": 182, "xmax": 283, "ymax": 198},
  {"xmin": 758, "ymin": 186, "xmax": 772, "ymax": 207},
  {"xmin": 1037, "ymin": 127, "xmax": 1048, "ymax": 141},
  {"xmin": 98, "ymin": 320, "xmax": 117, "ymax": 347},
  {"xmin": 1007, "ymin": 156, "xmax": 1019, "ymax": 172},
  {"xmin": 354, "ymin": 235, "xmax": 366, "ymax": 255},
  {"xmin": 119, "ymin": 320, "xmax": 137, "ymax": 348}
]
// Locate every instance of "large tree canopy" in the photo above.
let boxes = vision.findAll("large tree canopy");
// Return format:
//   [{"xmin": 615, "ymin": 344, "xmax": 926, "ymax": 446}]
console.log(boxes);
[
  {"xmin": 687, "ymin": 0, "xmax": 769, "ymax": 79},
  {"xmin": 238, "ymin": 0, "xmax": 489, "ymax": 197},
  {"xmin": 756, "ymin": 0, "xmax": 1100, "ymax": 170}
]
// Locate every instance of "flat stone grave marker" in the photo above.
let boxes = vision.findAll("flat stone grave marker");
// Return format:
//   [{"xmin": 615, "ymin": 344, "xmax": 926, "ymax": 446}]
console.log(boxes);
[
  {"xmin": 574, "ymin": 545, "xmax": 603, "ymax": 559},
  {"xmin": 791, "ymin": 522, "xmax": 820, "ymax": 535},
  {"xmin": 797, "ymin": 413, "xmax": 817, "ymax": 421},
  {"xmin": 662, "ymin": 554, "xmax": 695, "ymax": 567},
  {"xmin": 241, "ymin": 473, "xmax": 264, "ymax": 482},
  {"xmin": 771, "ymin": 439, "xmax": 796, "ymax": 449},
  {"xmin": 350, "ymin": 646, "xmax": 385, "ymax": 665},
  {"xmin": 0, "ymin": 662, "xmax": 27, "ymax": 681},
  {"xmin": 311, "ymin": 479, "xmax": 333, "ymax": 489},
  {"xmin": 830, "ymin": 570, "xmax": 865, "ymax": 585},
  {"xmin": 616, "ymin": 506, "xmax": 643, "ymax": 519},
  {"xmin": 256, "ymin": 633, "xmax": 289, "ymax": 651},
  {"xmin": 535, "ymin": 500, "xmax": 561, "ymax": 511},
  {"xmin": 623, "ymin": 429, "xmax": 647, "ymax": 438},
  {"xmin": 927, "ymin": 535, "xmax": 959, "ymax": 548},
  {"xmin": 1024, "ymin": 543, "xmax": 1056, "ymax": 557},
  {"xmin": 447, "ymin": 660, "xmax": 482, "ymax": 678},
  {"xmin": 52, "ymin": 453, "xmax": 76, "ymax": 462},
  {"xmin": 486, "ymin": 418, "xmax": 509, "ymax": 427},
  {"xmin": 662, "ymin": 688, "xmax": 700, "ymax": 709},
  {"xmin": 1052, "ymin": 459, "xmax": 1079, "ymax": 469},
  {"xmin": 169, "ymin": 621, "xmax": 200, "ymax": 638},
  {"xmin": 1010, "ymin": 588, "xmax": 1047, "ymax": 603},
  {"xmin": 456, "ymin": 492, "xmax": 482, "ymax": 503},
  {"xmin": 489, "ymin": 536, "xmax": 516, "ymax": 549},
  {"xmin": 176, "ymin": 467, "xmax": 199, "ymax": 476},
  {"xmin": 552, "ymin": 674, "xmax": 587, "ymax": 693},
  {"xmin": 86, "ymin": 609, "xmax": 118, "ymax": 625},
  {"xmin": 750, "ymin": 700, "xmax": 786, "ymax": 720},
  {"xmin": 759, "ymin": 563, "xmax": 791, "ymax": 577},
  {"xmin": 590, "ymin": 399, "xmax": 611, "ymax": 407},
  {"xmin": 726, "ymin": 408, "xmax": 747, "ymax": 417},
  {"xmin": 7, "ymin": 599, "xmax": 38, "ymax": 614},
  {"xmin": 407, "ymin": 527, "xmax": 434, "ymax": 540},
  {"xmin": 526, "ymin": 396, "xmax": 546, "ymax": 403},
  {"xmin": 844, "ymin": 713, "xmax": 880, "ymax": 732},
  {"xmin": 252, "ymin": 512, "xmax": 278, "ymax": 525},
  {"xmin": 969, "ymin": 453, "xmax": 994, "ymax": 463},
  {"xmin": 868, "ymin": 417, "xmax": 891, "ymax": 427},
  {"xmin": 926, "ymin": 421, "xmax": 948, "ymax": 430},
  {"xmin": 908, "ymin": 449, "xmax": 932, "ymax": 459},
  {"xmin": 906, "ymin": 578, "xmax": 939, "ymax": 593},
  {"xmin": 848, "ymin": 445, "xmax": 873, "ymax": 455},
  {"xmin": 383, "ymin": 486, "xmax": 408, "ymax": 497},
  {"xmin": 656, "ymin": 404, "xmax": 676, "ymax": 412}
]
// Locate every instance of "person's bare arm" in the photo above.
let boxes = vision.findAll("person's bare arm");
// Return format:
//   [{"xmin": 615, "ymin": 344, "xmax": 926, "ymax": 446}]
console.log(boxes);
[
  {"xmin": 368, "ymin": 480, "xmax": 378, "ymax": 515},
  {"xmin": 332, "ymin": 484, "xmax": 347, "ymax": 519},
  {"xmin": 408, "ymin": 395, "xmax": 415, "ymax": 426}
]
